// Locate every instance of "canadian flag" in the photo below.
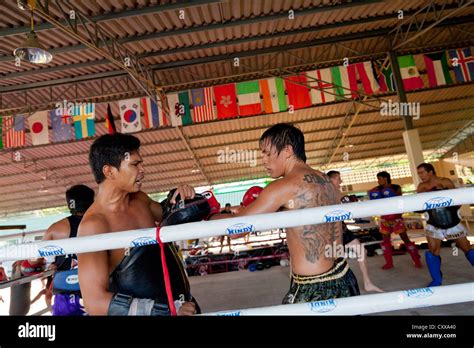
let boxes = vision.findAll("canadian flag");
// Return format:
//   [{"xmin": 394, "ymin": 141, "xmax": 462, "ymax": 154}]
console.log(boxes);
[{"xmin": 28, "ymin": 111, "xmax": 49, "ymax": 145}]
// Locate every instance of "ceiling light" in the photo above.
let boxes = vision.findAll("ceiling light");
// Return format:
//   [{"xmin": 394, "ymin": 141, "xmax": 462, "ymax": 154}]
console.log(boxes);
[
  {"xmin": 13, "ymin": 11, "xmax": 52, "ymax": 64},
  {"xmin": 191, "ymin": 169, "xmax": 200, "ymax": 173},
  {"xmin": 17, "ymin": 0, "xmax": 28, "ymax": 10}
]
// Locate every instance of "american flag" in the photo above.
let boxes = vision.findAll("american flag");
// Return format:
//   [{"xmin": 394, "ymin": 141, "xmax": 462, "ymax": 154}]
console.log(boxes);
[
  {"xmin": 3, "ymin": 115, "xmax": 26, "ymax": 148},
  {"xmin": 191, "ymin": 88, "xmax": 215, "ymax": 122}
]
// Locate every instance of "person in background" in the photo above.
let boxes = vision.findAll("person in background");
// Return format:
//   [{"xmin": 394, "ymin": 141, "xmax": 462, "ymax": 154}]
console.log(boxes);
[
  {"xmin": 219, "ymin": 203, "xmax": 234, "ymax": 253},
  {"xmin": 369, "ymin": 171, "xmax": 422, "ymax": 270},
  {"xmin": 327, "ymin": 171, "xmax": 383, "ymax": 293}
]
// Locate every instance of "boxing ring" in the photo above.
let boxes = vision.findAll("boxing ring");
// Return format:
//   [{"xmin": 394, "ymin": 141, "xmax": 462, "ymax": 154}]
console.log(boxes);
[{"xmin": 0, "ymin": 187, "xmax": 473, "ymax": 315}]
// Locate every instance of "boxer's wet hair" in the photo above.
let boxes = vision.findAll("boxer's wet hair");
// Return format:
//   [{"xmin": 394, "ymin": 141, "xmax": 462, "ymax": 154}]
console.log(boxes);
[
  {"xmin": 89, "ymin": 133, "xmax": 141, "ymax": 184},
  {"xmin": 326, "ymin": 170, "xmax": 340, "ymax": 178},
  {"xmin": 377, "ymin": 171, "xmax": 391, "ymax": 184},
  {"xmin": 66, "ymin": 185, "xmax": 94, "ymax": 215},
  {"xmin": 259, "ymin": 123, "xmax": 306, "ymax": 162},
  {"xmin": 417, "ymin": 162, "xmax": 436, "ymax": 175}
]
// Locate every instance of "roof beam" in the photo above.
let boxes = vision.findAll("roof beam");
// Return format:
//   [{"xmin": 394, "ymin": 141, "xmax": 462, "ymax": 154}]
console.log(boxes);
[
  {"xmin": 0, "ymin": 0, "xmax": 384, "ymax": 57},
  {"xmin": 28, "ymin": 0, "xmax": 167, "ymax": 112},
  {"xmin": 0, "ymin": 0, "xmax": 223, "ymax": 36},
  {"xmin": 1, "ymin": 6, "xmax": 470, "ymax": 74},
  {"xmin": 1, "ymin": 17, "xmax": 471, "ymax": 102}
]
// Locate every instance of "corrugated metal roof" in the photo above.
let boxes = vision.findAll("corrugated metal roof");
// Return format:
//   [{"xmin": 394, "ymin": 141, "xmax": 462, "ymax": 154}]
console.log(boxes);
[{"xmin": 0, "ymin": 0, "xmax": 473, "ymax": 214}]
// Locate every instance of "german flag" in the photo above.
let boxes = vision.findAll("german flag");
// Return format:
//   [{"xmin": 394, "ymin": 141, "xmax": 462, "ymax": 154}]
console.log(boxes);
[{"xmin": 105, "ymin": 103, "xmax": 117, "ymax": 134}]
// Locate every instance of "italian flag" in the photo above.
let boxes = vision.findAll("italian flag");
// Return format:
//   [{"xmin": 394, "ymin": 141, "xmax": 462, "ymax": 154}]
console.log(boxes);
[
  {"xmin": 236, "ymin": 81, "xmax": 262, "ymax": 116},
  {"xmin": 423, "ymin": 52, "xmax": 453, "ymax": 88},
  {"xmin": 397, "ymin": 55, "xmax": 424, "ymax": 91},
  {"xmin": 259, "ymin": 78, "xmax": 287, "ymax": 113},
  {"xmin": 331, "ymin": 65, "xmax": 358, "ymax": 100}
]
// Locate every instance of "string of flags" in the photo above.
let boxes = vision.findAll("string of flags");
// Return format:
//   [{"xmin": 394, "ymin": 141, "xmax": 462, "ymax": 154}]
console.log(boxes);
[{"xmin": 0, "ymin": 47, "xmax": 473, "ymax": 149}]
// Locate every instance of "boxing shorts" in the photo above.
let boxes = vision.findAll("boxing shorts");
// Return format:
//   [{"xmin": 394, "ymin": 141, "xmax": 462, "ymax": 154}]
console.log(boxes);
[
  {"xmin": 52, "ymin": 293, "xmax": 86, "ymax": 316},
  {"xmin": 282, "ymin": 258, "xmax": 360, "ymax": 304},
  {"xmin": 379, "ymin": 218, "xmax": 406, "ymax": 235},
  {"xmin": 425, "ymin": 223, "xmax": 468, "ymax": 241}
]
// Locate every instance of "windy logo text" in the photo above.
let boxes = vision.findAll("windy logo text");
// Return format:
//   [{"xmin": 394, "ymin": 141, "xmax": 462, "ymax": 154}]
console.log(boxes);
[
  {"xmin": 323, "ymin": 210, "xmax": 352, "ymax": 223},
  {"xmin": 38, "ymin": 246, "xmax": 65, "ymax": 257},
  {"xmin": 131, "ymin": 237, "xmax": 157, "ymax": 247},
  {"xmin": 424, "ymin": 197, "xmax": 453, "ymax": 209},
  {"xmin": 309, "ymin": 299, "xmax": 337, "ymax": 313},
  {"xmin": 226, "ymin": 223, "xmax": 255, "ymax": 235}
]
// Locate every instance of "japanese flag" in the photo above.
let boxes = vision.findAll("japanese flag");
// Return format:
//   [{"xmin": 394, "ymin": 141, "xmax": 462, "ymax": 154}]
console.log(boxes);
[{"xmin": 28, "ymin": 111, "xmax": 49, "ymax": 145}]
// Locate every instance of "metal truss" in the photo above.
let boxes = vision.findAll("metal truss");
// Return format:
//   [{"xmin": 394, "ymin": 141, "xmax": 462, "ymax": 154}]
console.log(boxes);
[
  {"xmin": 26, "ymin": 0, "xmax": 168, "ymax": 113},
  {"xmin": 0, "ymin": 75, "xmax": 143, "ymax": 116},
  {"xmin": 426, "ymin": 119, "xmax": 474, "ymax": 162},
  {"xmin": 390, "ymin": 0, "xmax": 474, "ymax": 50},
  {"xmin": 0, "ymin": 150, "xmax": 73, "ymax": 190}
]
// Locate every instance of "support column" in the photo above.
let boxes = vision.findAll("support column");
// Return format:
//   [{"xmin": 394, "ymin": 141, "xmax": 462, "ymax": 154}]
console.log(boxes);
[
  {"xmin": 389, "ymin": 51, "xmax": 424, "ymax": 186},
  {"xmin": 402, "ymin": 129, "xmax": 424, "ymax": 187}
]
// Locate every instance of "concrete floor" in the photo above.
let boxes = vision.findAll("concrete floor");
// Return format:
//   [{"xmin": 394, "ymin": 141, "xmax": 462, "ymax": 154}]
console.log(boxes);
[{"xmin": 189, "ymin": 247, "xmax": 474, "ymax": 315}]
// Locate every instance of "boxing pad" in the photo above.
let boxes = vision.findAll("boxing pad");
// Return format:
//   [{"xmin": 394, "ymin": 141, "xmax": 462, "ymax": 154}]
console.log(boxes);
[
  {"xmin": 52, "ymin": 269, "xmax": 81, "ymax": 295},
  {"xmin": 341, "ymin": 195, "xmax": 358, "ymax": 204},
  {"xmin": 369, "ymin": 188, "xmax": 381, "ymax": 200},
  {"xmin": 201, "ymin": 190, "xmax": 221, "ymax": 219},
  {"xmin": 242, "ymin": 186, "xmax": 263, "ymax": 207},
  {"xmin": 381, "ymin": 186, "xmax": 397, "ymax": 198},
  {"xmin": 161, "ymin": 189, "xmax": 210, "ymax": 227},
  {"xmin": 21, "ymin": 259, "xmax": 46, "ymax": 276}
]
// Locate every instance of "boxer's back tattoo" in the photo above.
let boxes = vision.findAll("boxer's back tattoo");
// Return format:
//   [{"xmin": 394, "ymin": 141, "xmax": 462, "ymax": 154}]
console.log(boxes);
[{"xmin": 289, "ymin": 171, "xmax": 341, "ymax": 263}]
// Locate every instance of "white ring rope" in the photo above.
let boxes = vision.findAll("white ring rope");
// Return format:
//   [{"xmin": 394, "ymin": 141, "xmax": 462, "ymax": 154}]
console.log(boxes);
[
  {"xmin": 0, "ymin": 187, "xmax": 472, "ymax": 262},
  {"xmin": 0, "ymin": 270, "xmax": 54, "ymax": 290},
  {"xmin": 204, "ymin": 283, "xmax": 474, "ymax": 316}
]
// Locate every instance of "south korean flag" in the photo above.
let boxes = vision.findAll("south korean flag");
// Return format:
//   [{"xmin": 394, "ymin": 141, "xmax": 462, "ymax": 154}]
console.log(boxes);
[{"xmin": 119, "ymin": 98, "xmax": 142, "ymax": 133}]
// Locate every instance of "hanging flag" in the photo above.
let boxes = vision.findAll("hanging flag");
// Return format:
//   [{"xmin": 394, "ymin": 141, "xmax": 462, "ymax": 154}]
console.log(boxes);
[
  {"xmin": 2, "ymin": 115, "xmax": 26, "ymax": 148},
  {"xmin": 167, "ymin": 91, "xmax": 192, "ymax": 127},
  {"xmin": 355, "ymin": 62, "xmax": 380, "ymax": 95},
  {"xmin": 50, "ymin": 109, "xmax": 74, "ymax": 142},
  {"xmin": 448, "ymin": 48, "xmax": 474, "ymax": 83},
  {"xmin": 72, "ymin": 103, "xmax": 95, "ymax": 139},
  {"xmin": 423, "ymin": 52, "xmax": 453, "ymax": 88},
  {"xmin": 259, "ymin": 78, "xmax": 287, "ymax": 113},
  {"xmin": 119, "ymin": 98, "xmax": 142, "ymax": 133},
  {"xmin": 284, "ymin": 74, "xmax": 312, "ymax": 110},
  {"xmin": 140, "ymin": 97, "xmax": 161, "ymax": 129},
  {"xmin": 191, "ymin": 88, "xmax": 215, "ymax": 122},
  {"xmin": 331, "ymin": 65, "xmax": 358, "ymax": 100},
  {"xmin": 374, "ymin": 60, "xmax": 396, "ymax": 93},
  {"xmin": 105, "ymin": 103, "xmax": 117, "ymax": 134},
  {"xmin": 28, "ymin": 111, "xmax": 49, "ymax": 145},
  {"xmin": 213, "ymin": 84, "xmax": 238, "ymax": 119},
  {"xmin": 236, "ymin": 81, "xmax": 262, "ymax": 116},
  {"xmin": 397, "ymin": 55, "xmax": 423, "ymax": 91},
  {"xmin": 307, "ymin": 69, "xmax": 335, "ymax": 104}
]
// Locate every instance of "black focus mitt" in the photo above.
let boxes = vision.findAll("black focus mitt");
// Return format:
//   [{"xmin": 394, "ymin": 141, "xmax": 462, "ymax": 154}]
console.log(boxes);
[{"xmin": 160, "ymin": 189, "xmax": 210, "ymax": 226}]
